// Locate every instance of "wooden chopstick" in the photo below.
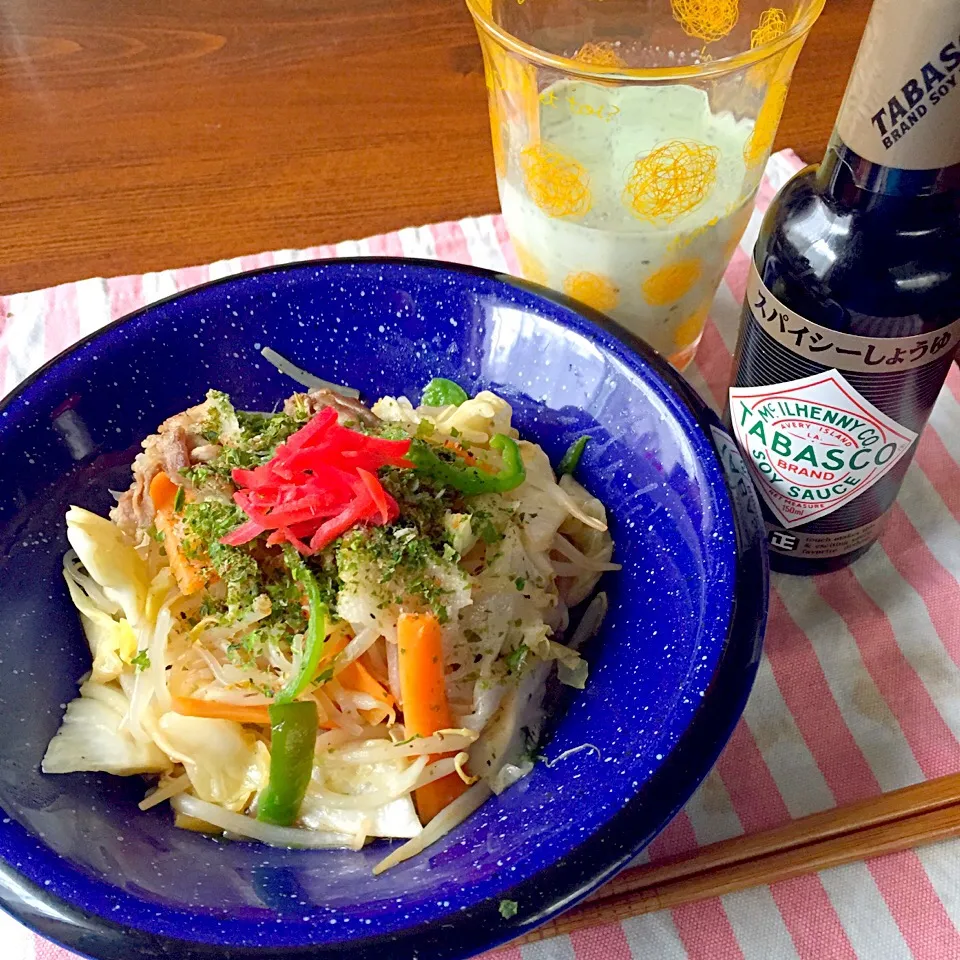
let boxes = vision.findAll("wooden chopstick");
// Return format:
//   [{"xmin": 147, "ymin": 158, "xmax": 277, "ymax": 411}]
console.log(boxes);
[
  {"xmin": 598, "ymin": 770, "xmax": 960, "ymax": 899},
  {"xmin": 512, "ymin": 771, "xmax": 960, "ymax": 946}
]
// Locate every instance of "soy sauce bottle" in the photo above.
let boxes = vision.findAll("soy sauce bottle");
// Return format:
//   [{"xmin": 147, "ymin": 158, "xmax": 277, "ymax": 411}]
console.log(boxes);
[{"xmin": 727, "ymin": 0, "xmax": 960, "ymax": 575}]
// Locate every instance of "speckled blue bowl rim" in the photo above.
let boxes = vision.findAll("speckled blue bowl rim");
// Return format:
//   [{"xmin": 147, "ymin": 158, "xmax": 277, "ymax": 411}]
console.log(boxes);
[{"xmin": 0, "ymin": 258, "xmax": 768, "ymax": 960}]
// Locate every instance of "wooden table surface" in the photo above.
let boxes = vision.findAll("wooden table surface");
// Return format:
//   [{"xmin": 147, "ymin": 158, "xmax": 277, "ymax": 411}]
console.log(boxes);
[{"xmin": 0, "ymin": 0, "xmax": 871, "ymax": 296}]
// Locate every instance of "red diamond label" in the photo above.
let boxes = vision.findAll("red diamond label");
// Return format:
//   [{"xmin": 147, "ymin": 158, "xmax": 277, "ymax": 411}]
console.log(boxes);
[{"xmin": 728, "ymin": 371, "xmax": 917, "ymax": 529}]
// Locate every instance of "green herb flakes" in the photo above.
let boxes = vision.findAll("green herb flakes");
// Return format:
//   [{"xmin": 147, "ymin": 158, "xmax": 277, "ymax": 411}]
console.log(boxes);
[
  {"xmin": 471, "ymin": 510, "xmax": 502, "ymax": 545},
  {"xmin": 182, "ymin": 464, "xmax": 215, "ymax": 488},
  {"xmin": 129, "ymin": 651, "xmax": 151, "ymax": 671},
  {"xmin": 393, "ymin": 734, "xmax": 424, "ymax": 747},
  {"xmin": 312, "ymin": 667, "xmax": 335, "ymax": 686},
  {"xmin": 378, "ymin": 422, "xmax": 412, "ymax": 441},
  {"xmin": 504, "ymin": 643, "xmax": 528, "ymax": 674},
  {"xmin": 202, "ymin": 404, "xmax": 302, "ymax": 476}
]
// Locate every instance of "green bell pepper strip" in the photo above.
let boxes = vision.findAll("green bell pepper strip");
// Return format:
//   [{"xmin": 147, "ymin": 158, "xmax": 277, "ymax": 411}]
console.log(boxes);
[
  {"xmin": 277, "ymin": 547, "xmax": 329, "ymax": 705},
  {"xmin": 420, "ymin": 377, "xmax": 469, "ymax": 407},
  {"xmin": 407, "ymin": 433, "xmax": 526, "ymax": 495},
  {"xmin": 257, "ymin": 700, "xmax": 318, "ymax": 826},
  {"xmin": 557, "ymin": 435, "xmax": 590, "ymax": 476}
]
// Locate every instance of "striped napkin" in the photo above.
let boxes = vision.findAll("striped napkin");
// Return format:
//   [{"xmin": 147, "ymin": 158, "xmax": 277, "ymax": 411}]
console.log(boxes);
[{"xmin": 4, "ymin": 150, "xmax": 960, "ymax": 960}]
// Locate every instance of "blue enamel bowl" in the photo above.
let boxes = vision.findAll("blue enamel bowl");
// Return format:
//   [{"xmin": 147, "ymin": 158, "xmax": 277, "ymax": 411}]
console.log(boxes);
[{"xmin": 0, "ymin": 259, "xmax": 767, "ymax": 960}]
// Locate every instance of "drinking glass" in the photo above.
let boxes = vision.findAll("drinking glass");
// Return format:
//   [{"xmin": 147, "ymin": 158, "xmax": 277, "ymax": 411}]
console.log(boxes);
[{"xmin": 466, "ymin": 0, "xmax": 826, "ymax": 369}]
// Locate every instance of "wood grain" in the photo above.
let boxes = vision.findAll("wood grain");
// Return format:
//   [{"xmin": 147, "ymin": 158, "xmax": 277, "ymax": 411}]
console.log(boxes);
[
  {"xmin": 512, "ymin": 772, "xmax": 960, "ymax": 946},
  {"xmin": 514, "ymin": 804, "xmax": 960, "ymax": 944},
  {"xmin": 0, "ymin": 0, "xmax": 871, "ymax": 295},
  {"xmin": 594, "ymin": 770, "xmax": 960, "ymax": 899}
]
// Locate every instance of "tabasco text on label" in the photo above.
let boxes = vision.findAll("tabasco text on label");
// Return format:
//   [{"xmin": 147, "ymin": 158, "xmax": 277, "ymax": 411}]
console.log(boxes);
[{"xmin": 729, "ymin": 371, "xmax": 917, "ymax": 530}]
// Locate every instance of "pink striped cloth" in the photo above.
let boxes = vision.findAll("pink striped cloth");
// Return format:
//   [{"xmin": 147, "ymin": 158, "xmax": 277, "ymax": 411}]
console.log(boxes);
[{"xmin": 4, "ymin": 149, "xmax": 960, "ymax": 960}]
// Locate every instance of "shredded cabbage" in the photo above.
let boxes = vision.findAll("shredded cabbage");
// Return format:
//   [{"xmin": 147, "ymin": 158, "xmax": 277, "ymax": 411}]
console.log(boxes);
[
  {"xmin": 298, "ymin": 755, "xmax": 425, "ymax": 839},
  {"xmin": 42, "ymin": 680, "xmax": 170, "ymax": 776},
  {"xmin": 66, "ymin": 507, "xmax": 150, "ymax": 625},
  {"xmin": 63, "ymin": 573, "xmax": 137, "ymax": 683},
  {"xmin": 155, "ymin": 713, "xmax": 267, "ymax": 811}
]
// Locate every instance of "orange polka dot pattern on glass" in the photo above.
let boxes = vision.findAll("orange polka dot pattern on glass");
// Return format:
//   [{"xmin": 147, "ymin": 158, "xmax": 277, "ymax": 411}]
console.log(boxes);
[
  {"xmin": 641, "ymin": 259, "xmax": 703, "ymax": 306},
  {"xmin": 670, "ymin": 0, "xmax": 740, "ymax": 44},
  {"xmin": 521, "ymin": 143, "xmax": 593, "ymax": 219},
  {"xmin": 743, "ymin": 80, "xmax": 788, "ymax": 167},
  {"xmin": 672, "ymin": 304, "xmax": 710, "ymax": 349},
  {"xmin": 572, "ymin": 42, "xmax": 627, "ymax": 68},
  {"xmin": 563, "ymin": 271, "xmax": 620, "ymax": 312},
  {"xmin": 512, "ymin": 240, "xmax": 548, "ymax": 285},
  {"xmin": 750, "ymin": 7, "xmax": 787, "ymax": 48},
  {"xmin": 623, "ymin": 140, "xmax": 720, "ymax": 224}
]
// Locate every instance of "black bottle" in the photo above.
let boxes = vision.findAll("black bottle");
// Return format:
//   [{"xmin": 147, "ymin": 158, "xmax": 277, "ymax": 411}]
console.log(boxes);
[{"xmin": 727, "ymin": 0, "xmax": 960, "ymax": 575}]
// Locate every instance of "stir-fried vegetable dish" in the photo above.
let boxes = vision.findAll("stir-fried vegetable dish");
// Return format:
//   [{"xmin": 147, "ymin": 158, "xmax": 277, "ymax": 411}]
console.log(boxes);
[{"xmin": 43, "ymin": 377, "xmax": 617, "ymax": 871}]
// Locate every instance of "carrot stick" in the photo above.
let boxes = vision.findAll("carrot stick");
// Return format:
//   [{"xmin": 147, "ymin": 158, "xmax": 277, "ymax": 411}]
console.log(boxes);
[
  {"xmin": 415, "ymin": 764, "xmax": 473, "ymax": 821},
  {"xmin": 171, "ymin": 696, "xmax": 272, "ymax": 724},
  {"xmin": 358, "ymin": 649, "xmax": 389, "ymax": 686},
  {"xmin": 396, "ymin": 611, "xmax": 470, "ymax": 822},
  {"xmin": 149, "ymin": 472, "xmax": 206, "ymax": 596},
  {"xmin": 397, "ymin": 612, "xmax": 452, "ymax": 731},
  {"xmin": 340, "ymin": 660, "xmax": 395, "ymax": 710},
  {"xmin": 172, "ymin": 696, "xmax": 336, "ymax": 729},
  {"xmin": 149, "ymin": 471, "xmax": 180, "ymax": 512},
  {"xmin": 339, "ymin": 659, "xmax": 395, "ymax": 725}
]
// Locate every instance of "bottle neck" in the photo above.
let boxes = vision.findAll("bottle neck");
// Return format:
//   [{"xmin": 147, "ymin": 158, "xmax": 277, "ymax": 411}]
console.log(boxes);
[
  {"xmin": 821, "ymin": 0, "xmax": 960, "ymax": 207},
  {"xmin": 815, "ymin": 135, "xmax": 960, "ymax": 211}
]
